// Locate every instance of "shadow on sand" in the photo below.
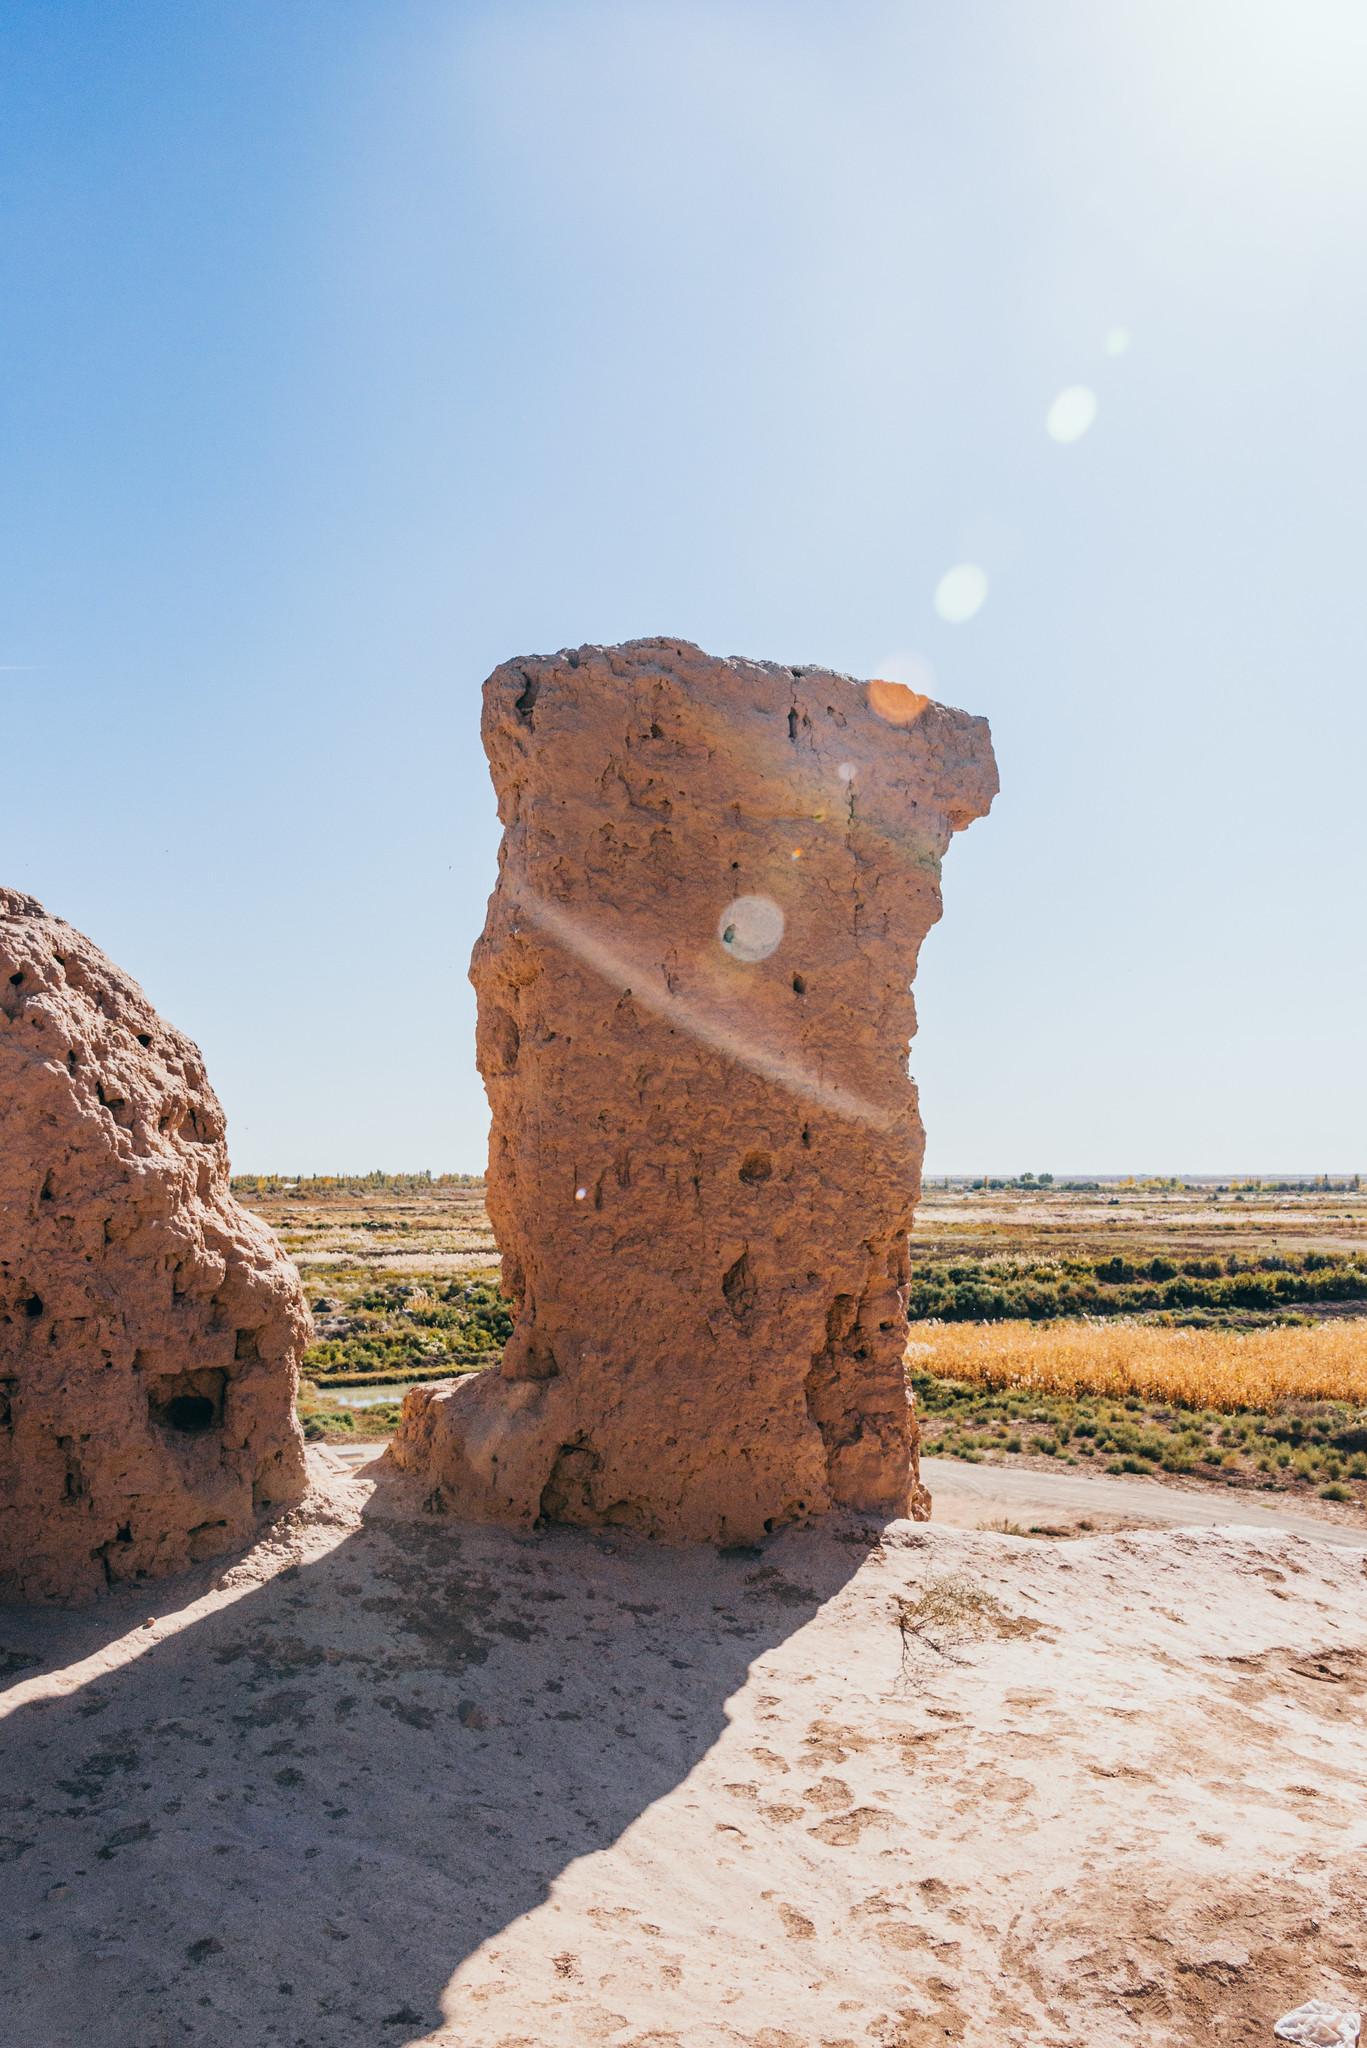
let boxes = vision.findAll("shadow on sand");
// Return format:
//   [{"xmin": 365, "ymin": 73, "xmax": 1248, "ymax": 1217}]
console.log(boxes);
[{"xmin": 1, "ymin": 1460, "xmax": 873, "ymax": 2047}]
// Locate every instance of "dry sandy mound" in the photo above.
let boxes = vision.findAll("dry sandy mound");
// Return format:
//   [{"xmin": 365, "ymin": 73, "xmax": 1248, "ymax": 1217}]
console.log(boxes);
[
  {"xmin": 2, "ymin": 1454, "xmax": 1365, "ymax": 2047},
  {"xmin": 0, "ymin": 887, "xmax": 307, "ymax": 1601}
]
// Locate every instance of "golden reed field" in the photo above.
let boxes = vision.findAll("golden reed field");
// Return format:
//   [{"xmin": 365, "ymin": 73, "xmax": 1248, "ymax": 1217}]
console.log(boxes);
[{"xmin": 909, "ymin": 1316, "xmax": 1367, "ymax": 1413}]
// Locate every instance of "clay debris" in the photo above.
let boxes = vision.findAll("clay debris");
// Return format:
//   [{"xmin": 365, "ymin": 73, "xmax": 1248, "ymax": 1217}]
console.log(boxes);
[
  {"xmin": 0, "ymin": 889, "xmax": 308, "ymax": 1602},
  {"xmin": 393, "ymin": 638, "xmax": 996, "ymax": 1540}
]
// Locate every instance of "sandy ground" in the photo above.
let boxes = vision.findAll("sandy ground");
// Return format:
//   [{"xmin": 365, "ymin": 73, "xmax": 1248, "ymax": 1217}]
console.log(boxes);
[
  {"xmin": 4, "ymin": 1451, "xmax": 1367, "ymax": 2048},
  {"xmin": 923, "ymin": 1455, "xmax": 1367, "ymax": 1549}
]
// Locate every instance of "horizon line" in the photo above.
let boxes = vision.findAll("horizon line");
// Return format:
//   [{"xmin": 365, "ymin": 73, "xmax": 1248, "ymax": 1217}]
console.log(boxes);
[{"xmin": 226, "ymin": 1166, "xmax": 1364, "ymax": 1183}]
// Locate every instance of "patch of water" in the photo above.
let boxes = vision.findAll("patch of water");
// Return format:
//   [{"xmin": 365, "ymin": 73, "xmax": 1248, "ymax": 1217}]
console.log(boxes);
[{"xmin": 316, "ymin": 1377, "xmax": 438, "ymax": 1409}]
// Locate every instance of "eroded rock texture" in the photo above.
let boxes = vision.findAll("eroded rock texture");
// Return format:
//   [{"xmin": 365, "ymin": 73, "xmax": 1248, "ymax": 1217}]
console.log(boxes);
[
  {"xmin": 393, "ymin": 640, "xmax": 996, "ymax": 1541},
  {"xmin": 0, "ymin": 890, "xmax": 308, "ymax": 1601}
]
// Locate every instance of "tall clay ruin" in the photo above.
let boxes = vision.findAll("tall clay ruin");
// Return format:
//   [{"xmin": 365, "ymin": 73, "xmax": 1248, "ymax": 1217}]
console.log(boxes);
[
  {"xmin": 0, "ymin": 890, "xmax": 308, "ymax": 1602},
  {"xmin": 394, "ymin": 639, "xmax": 997, "ymax": 1539}
]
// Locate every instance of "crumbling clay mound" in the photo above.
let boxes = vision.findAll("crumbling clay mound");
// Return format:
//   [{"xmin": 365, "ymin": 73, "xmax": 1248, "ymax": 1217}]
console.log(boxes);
[
  {"xmin": 0, "ymin": 889, "xmax": 308, "ymax": 1602},
  {"xmin": 393, "ymin": 639, "xmax": 996, "ymax": 1541}
]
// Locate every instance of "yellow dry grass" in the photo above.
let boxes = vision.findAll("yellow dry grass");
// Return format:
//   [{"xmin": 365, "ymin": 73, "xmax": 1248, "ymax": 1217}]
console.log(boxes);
[{"xmin": 907, "ymin": 1316, "xmax": 1367, "ymax": 1411}]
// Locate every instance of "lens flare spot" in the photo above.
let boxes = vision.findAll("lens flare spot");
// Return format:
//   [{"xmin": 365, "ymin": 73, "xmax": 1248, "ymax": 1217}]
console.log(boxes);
[
  {"xmin": 1046, "ymin": 385, "xmax": 1098, "ymax": 443},
  {"xmin": 574, "ymin": 1185, "xmax": 588, "ymax": 1201},
  {"xmin": 837, "ymin": 762, "xmax": 855, "ymax": 783},
  {"xmin": 1104, "ymin": 326, "xmax": 1131, "ymax": 357},
  {"xmin": 868, "ymin": 676, "xmax": 931, "ymax": 727},
  {"xmin": 932, "ymin": 563, "xmax": 988, "ymax": 624},
  {"xmin": 718, "ymin": 895, "xmax": 784, "ymax": 964}
]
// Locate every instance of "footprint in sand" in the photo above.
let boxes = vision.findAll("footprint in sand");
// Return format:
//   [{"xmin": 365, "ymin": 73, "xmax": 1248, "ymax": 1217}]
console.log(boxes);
[
  {"xmin": 801, "ymin": 1776, "xmax": 853, "ymax": 1812},
  {"xmin": 798, "ymin": 1719, "xmax": 868, "ymax": 1766},
  {"xmin": 808, "ymin": 1806, "xmax": 892, "ymax": 1847}
]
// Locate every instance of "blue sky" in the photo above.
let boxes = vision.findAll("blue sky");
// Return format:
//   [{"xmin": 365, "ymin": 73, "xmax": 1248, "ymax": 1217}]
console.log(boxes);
[{"xmin": 4, "ymin": 1, "xmax": 1364, "ymax": 1173}]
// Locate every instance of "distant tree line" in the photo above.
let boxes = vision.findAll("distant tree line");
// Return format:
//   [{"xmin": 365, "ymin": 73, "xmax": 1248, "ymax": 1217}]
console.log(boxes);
[
  {"xmin": 960, "ymin": 1173, "xmax": 1361, "ymax": 1194},
  {"xmin": 231, "ymin": 1170, "xmax": 484, "ymax": 1196},
  {"xmin": 908, "ymin": 1248, "xmax": 1367, "ymax": 1324}
]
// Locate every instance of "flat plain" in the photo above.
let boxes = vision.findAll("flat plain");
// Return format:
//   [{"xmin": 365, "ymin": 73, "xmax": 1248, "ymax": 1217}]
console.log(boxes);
[{"xmin": 236, "ymin": 1173, "xmax": 1367, "ymax": 1524}]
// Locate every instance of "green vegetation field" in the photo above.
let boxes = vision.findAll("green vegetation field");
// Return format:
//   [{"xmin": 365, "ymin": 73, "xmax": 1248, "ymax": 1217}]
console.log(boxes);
[
  {"xmin": 237, "ymin": 1172, "xmax": 1367, "ymax": 1509},
  {"xmin": 907, "ymin": 1247, "xmax": 1367, "ymax": 1326},
  {"xmin": 234, "ymin": 1175, "xmax": 504, "ymax": 1441}
]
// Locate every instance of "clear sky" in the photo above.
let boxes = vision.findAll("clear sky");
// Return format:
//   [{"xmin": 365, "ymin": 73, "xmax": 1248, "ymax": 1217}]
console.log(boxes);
[{"xmin": 4, "ymin": 1, "xmax": 1364, "ymax": 1174}]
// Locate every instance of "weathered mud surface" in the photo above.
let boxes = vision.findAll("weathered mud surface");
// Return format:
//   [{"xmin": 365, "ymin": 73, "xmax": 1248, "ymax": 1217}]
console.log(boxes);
[
  {"xmin": 3, "ymin": 1454, "xmax": 1363, "ymax": 2048},
  {"xmin": 0, "ymin": 889, "xmax": 307, "ymax": 1601},
  {"xmin": 394, "ymin": 639, "xmax": 996, "ymax": 1539}
]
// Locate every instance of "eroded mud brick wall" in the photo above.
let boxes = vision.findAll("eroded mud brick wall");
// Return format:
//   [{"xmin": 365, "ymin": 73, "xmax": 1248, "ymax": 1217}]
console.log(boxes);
[
  {"xmin": 0, "ymin": 890, "xmax": 309, "ymax": 1602},
  {"xmin": 394, "ymin": 640, "xmax": 997, "ymax": 1540}
]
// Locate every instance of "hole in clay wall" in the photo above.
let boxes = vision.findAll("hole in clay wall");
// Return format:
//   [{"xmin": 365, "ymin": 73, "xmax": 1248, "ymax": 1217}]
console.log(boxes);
[
  {"xmin": 514, "ymin": 671, "xmax": 540, "ymax": 721},
  {"xmin": 58, "ymin": 1438, "xmax": 87, "ymax": 1501},
  {"xmin": 484, "ymin": 1006, "xmax": 521, "ymax": 1075},
  {"xmin": 825, "ymin": 1293, "xmax": 857, "ymax": 1342},
  {"xmin": 721, "ymin": 1250, "xmax": 758, "ymax": 1322},
  {"xmin": 538, "ymin": 1440, "xmax": 600, "ymax": 1524},
  {"xmin": 791, "ymin": 974, "xmax": 806, "ymax": 995},
  {"xmin": 97, "ymin": 1082, "xmax": 134, "ymax": 1128},
  {"xmin": 0, "ymin": 1379, "xmax": 14, "ymax": 1428},
  {"xmin": 159, "ymin": 1395, "xmax": 216, "ymax": 1433},
  {"xmin": 738, "ymin": 1152, "xmax": 773, "ymax": 1184},
  {"xmin": 148, "ymin": 1369, "xmax": 226, "ymax": 1435}
]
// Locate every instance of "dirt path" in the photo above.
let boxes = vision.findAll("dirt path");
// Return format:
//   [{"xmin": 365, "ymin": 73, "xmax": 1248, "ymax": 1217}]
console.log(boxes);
[
  {"xmin": 924, "ymin": 1453, "xmax": 1367, "ymax": 1549},
  {"xmin": 329, "ymin": 1440, "xmax": 1367, "ymax": 1551}
]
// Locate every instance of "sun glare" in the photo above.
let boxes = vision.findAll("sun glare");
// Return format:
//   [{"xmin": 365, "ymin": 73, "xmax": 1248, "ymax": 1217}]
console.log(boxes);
[
  {"xmin": 868, "ymin": 676, "xmax": 930, "ymax": 727},
  {"xmin": 1046, "ymin": 386, "xmax": 1098, "ymax": 444},
  {"xmin": 932, "ymin": 563, "xmax": 988, "ymax": 624},
  {"xmin": 717, "ymin": 894, "xmax": 785, "ymax": 964}
]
